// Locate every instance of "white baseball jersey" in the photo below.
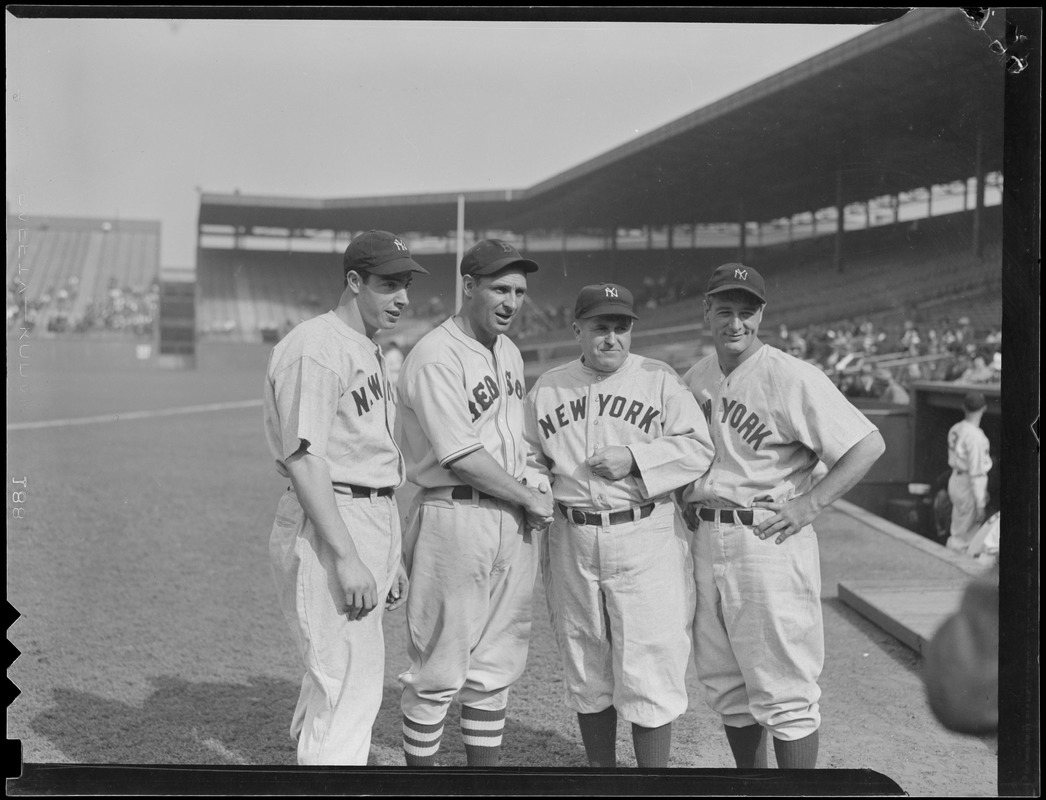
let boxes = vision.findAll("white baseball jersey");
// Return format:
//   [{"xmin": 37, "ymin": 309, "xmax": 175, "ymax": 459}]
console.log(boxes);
[
  {"xmin": 525, "ymin": 353, "xmax": 714, "ymax": 509},
  {"xmin": 681, "ymin": 344, "xmax": 878, "ymax": 508},
  {"xmin": 946, "ymin": 418, "xmax": 992, "ymax": 546},
  {"xmin": 396, "ymin": 317, "xmax": 528, "ymax": 487},
  {"xmin": 264, "ymin": 310, "xmax": 402, "ymax": 765},
  {"xmin": 264, "ymin": 311, "xmax": 402, "ymax": 488},
  {"xmin": 947, "ymin": 420, "xmax": 992, "ymax": 478}
]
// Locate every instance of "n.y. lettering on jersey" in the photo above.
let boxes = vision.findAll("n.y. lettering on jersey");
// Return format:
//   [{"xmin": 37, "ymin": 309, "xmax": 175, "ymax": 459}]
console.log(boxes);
[
  {"xmin": 351, "ymin": 371, "xmax": 387, "ymax": 416},
  {"xmin": 537, "ymin": 392, "xmax": 660, "ymax": 439},
  {"xmin": 716, "ymin": 396, "xmax": 773, "ymax": 451}
]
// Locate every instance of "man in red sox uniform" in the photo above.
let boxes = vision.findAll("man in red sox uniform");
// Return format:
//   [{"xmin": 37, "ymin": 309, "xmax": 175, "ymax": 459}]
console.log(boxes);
[
  {"xmin": 524, "ymin": 283, "xmax": 715, "ymax": 767},
  {"xmin": 396, "ymin": 239, "xmax": 554, "ymax": 767},
  {"xmin": 681, "ymin": 263, "xmax": 885, "ymax": 769}
]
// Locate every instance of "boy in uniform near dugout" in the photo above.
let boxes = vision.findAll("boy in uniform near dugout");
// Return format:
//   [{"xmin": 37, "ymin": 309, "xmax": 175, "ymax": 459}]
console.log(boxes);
[{"xmin": 264, "ymin": 230, "xmax": 427, "ymax": 765}]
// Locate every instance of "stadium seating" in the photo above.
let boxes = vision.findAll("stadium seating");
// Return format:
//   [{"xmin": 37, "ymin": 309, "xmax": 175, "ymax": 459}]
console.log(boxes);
[{"xmin": 6, "ymin": 216, "xmax": 160, "ymax": 335}]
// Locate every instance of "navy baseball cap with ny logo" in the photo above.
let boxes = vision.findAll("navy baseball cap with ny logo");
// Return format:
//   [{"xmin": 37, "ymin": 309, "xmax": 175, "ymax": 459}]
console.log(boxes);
[
  {"xmin": 343, "ymin": 230, "xmax": 429, "ymax": 276},
  {"xmin": 574, "ymin": 283, "xmax": 640, "ymax": 320},
  {"xmin": 705, "ymin": 262, "xmax": 766, "ymax": 303}
]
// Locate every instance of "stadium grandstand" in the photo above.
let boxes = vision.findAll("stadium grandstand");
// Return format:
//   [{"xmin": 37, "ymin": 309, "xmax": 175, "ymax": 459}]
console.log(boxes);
[
  {"xmin": 190, "ymin": 8, "xmax": 1003, "ymax": 382},
  {"xmin": 7, "ymin": 214, "xmax": 160, "ymax": 338},
  {"xmin": 7, "ymin": 10, "xmax": 1007, "ymax": 442}
]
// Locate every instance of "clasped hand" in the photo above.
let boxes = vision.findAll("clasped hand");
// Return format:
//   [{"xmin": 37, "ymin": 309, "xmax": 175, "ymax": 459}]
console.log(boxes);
[{"xmin": 586, "ymin": 446, "xmax": 635, "ymax": 481}]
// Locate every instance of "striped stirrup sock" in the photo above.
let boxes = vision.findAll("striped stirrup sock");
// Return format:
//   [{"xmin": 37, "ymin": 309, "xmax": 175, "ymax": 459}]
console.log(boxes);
[
  {"xmin": 402, "ymin": 716, "xmax": 444, "ymax": 767},
  {"xmin": 460, "ymin": 705, "xmax": 506, "ymax": 767}
]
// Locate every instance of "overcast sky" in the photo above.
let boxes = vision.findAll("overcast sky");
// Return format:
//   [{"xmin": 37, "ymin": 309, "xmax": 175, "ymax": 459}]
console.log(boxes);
[{"xmin": 7, "ymin": 12, "xmax": 875, "ymax": 267}]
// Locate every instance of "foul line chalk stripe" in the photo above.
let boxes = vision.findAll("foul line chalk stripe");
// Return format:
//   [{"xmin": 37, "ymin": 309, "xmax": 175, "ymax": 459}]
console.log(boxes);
[{"xmin": 7, "ymin": 399, "xmax": 263, "ymax": 431}]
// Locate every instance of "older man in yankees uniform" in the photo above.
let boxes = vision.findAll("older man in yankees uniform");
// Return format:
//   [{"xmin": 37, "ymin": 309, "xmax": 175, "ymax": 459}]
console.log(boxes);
[
  {"xmin": 524, "ymin": 283, "xmax": 715, "ymax": 768},
  {"xmin": 396, "ymin": 238, "xmax": 554, "ymax": 767},
  {"xmin": 264, "ymin": 230, "xmax": 428, "ymax": 765},
  {"xmin": 681, "ymin": 263, "xmax": 885, "ymax": 769}
]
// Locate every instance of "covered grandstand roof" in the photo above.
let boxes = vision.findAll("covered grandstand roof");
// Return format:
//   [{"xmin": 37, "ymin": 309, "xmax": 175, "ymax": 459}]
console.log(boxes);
[{"xmin": 197, "ymin": 8, "xmax": 1004, "ymax": 237}]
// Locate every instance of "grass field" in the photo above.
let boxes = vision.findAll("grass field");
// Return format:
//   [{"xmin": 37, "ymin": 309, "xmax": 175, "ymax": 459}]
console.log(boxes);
[{"xmin": 6, "ymin": 345, "xmax": 998, "ymax": 795}]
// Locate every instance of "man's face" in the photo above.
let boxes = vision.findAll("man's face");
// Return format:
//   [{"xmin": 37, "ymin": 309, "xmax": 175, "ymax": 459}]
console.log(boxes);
[
  {"xmin": 704, "ymin": 290, "xmax": 764, "ymax": 361},
  {"xmin": 354, "ymin": 270, "xmax": 413, "ymax": 335},
  {"xmin": 573, "ymin": 314, "xmax": 633, "ymax": 373},
  {"xmin": 464, "ymin": 267, "xmax": 528, "ymax": 344}
]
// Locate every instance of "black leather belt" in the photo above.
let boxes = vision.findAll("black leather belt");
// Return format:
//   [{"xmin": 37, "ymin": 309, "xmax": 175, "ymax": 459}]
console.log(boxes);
[
  {"xmin": 336, "ymin": 484, "xmax": 395, "ymax": 498},
  {"xmin": 698, "ymin": 507, "xmax": 754, "ymax": 526},
  {"xmin": 451, "ymin": 485, "xmax": 499, "ymax": 503},
  {"xmin": 558, "ymin": 502, "xmax": 655, "ymax": 527}
]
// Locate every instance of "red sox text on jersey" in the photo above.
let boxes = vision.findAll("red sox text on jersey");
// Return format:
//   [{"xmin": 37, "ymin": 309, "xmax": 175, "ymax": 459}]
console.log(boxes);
[{"xmin": 469, "ymin": 371, "xmax": 525, "ymax": 421}]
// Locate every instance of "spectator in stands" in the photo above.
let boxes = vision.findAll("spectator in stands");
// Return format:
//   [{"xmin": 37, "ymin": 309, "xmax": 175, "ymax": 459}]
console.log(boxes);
[
  {"xmin": 958, "ymin": 353, "xmax": 995, "ymax": 384},
  {"xmin": 899, "ymin": 320, "xmax": 922, "ymax": 355},
  {"xmin": 845, "ymin": 364, "xmax": 876, "ymax": 399},
  {"xmin": 984, "ymin": 326, "xmax": 1001, "ymax": 350},
  {"xmin": 872, "ymin": 369, "xmax": 910, "ymax": 405},
  {"xmin": 956, "ymin": 316, "xmax": 975, "ymax": 350},
  {"xmin": 943, "ymin": 350, "xmax": 972, "ymax": 382},
  {"xmin": 989, "ymin": 350, "xmax": 1002, "ymax": 381}
]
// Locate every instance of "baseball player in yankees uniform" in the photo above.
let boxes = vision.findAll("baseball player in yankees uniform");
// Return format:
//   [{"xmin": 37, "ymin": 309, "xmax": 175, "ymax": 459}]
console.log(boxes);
[
  {"xmin": 264, "ymin": 230, "xmax": 428, "ymax": 765},
  {"xmin": 523, "ymin": 283, "xmax": 715, "ymax": 768},
  {"xmin": 396, "ymin": 239, "xmax": 554, "ymax": 767},
  {"xmin": 945, "ymin": 391, "xmax": 993, "ymax": 552},
  {"xmin": 680, "ymin": 263, "xmax": 885, "ymax": 769}
]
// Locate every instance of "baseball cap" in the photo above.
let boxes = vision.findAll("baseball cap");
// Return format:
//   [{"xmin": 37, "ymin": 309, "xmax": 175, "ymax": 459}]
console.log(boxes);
[
  {"xmin": 705, "ymin": 262, "xmax": 766, "ymax": 304},
  {"xmin": 460, "ymin": 238, "xmax": 539, "ymax": 277},
  {"xmin": 873, "ymin": 368, "xmax": 893, "ymax": 382},
  {"xmin": 963, "ymin": 391, "xmax": 987, "ymax": 412},
  {"xmin": 574, "ymin": 283, "xmax": 640, "ymax": 320},
  {"xmin": 343, "ymin": 230, "xmax": 428, "ymax": 276}
]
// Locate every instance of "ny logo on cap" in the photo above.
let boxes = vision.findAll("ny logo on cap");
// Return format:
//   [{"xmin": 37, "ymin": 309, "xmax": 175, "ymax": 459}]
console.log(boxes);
[
  {"xmin": 734, "ymin": 268, "xmax": 748, "ymax": 280},
  {"xmin": 393, "ymin": 238, "xmax": 408, "ymax": 252},
  {"xmin": 605, "ymin": 286, "xmax": 619, "ymax": 298}
]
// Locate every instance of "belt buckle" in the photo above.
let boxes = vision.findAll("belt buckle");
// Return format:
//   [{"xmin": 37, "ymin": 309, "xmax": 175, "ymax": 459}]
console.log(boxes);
[{"xmin": 570, "ymin": 508, "xmax": 587, "ymax": 525}]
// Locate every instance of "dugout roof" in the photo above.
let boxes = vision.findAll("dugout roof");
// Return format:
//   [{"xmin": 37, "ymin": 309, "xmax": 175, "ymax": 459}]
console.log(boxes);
[{"xmin": 197, "ymin": 8, "xmax": 1005, "ymax": 237}]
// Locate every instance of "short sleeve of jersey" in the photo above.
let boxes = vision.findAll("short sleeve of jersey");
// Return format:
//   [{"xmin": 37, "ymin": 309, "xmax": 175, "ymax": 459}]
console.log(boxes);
[
  {"xmin": 404, "ymin": 360, "xmax": 484, "ymax": 466},
  {"xmin": 270, "ymin": 355, "xmax": 343, "ymax": 462},
  {"xmin": 774, "ymin": 360, "xmax": 878, "ymax": 467}
]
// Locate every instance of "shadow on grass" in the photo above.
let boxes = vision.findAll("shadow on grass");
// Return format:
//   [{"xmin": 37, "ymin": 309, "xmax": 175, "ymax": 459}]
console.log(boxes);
[
  {"xmin": 29, "ymin": 675, "xmax": 300, "ymax": 765},
  {"xmin": 26, "ymin": 675, "xmax": 587, "ymax": 768}
]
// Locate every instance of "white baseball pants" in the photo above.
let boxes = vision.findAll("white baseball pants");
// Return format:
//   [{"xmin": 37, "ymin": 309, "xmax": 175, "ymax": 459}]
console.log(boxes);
[
  {"xmin": 399, "ymin": 490, "xmax": 537, "ymax": 725},
  {"xmin": 541, "ymin": 501, "xmax": 694, "ymax": 728},
  {"xmin": 692, "ymin": 509, "xmax": 823, "ymax": 741},
  {"xmin": 269, "ymin": 488, "xmax": 401, "ymax": 765}
]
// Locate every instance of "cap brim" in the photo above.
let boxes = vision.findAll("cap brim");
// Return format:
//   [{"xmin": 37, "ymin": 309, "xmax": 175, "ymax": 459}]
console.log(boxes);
[
  {"xmin": 369, "ymin": 257, "xmax": 429, "ymax": 276},
  {"xmin": 576, "ymin": 303, "xmax": 640, "ymax": 320},
  {"xmin": 463, "ymin": 255, "xmax": 539, "ymax": 276},
  {"xmin": 705, "ymin": 284, "xmax": 766, "ymax": 303}
]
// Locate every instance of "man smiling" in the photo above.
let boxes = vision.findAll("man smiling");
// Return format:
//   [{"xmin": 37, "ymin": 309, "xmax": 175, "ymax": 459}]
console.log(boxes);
[
  {"xmin": 681, "ymin": 263, "xmax": 885, "ymax": 769},
  {"xmin": 523, "ymin": 283, "xmax": 714, "ymax": 767}
]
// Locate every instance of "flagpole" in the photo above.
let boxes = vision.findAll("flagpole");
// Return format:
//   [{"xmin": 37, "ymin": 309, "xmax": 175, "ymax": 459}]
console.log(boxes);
[{"xmin": 455, "ymin": 194, "xmax": 465, "ymax": 313}]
